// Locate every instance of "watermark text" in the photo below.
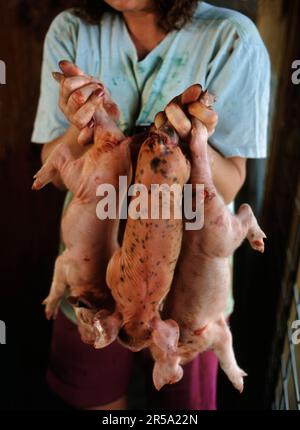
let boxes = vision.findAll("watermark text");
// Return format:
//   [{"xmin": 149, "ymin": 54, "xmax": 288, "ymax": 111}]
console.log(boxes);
[
  {"xmin": 0, "ymin": 60, "xmax": 6, "ymax": 85},
  {"xmin": 96, "ymin": 176, "xmax": 205, "ymax": 231},
  {"xmin": 291, "ymin": 60, "xmax": 300, "ymax": 85},
  {"xmin": 291, "ymin": 320, "xmax": 300, "ymax": 345},
  {"xmin": 0, "ymin": 320, "xmax": 6, "ymax": 344}
]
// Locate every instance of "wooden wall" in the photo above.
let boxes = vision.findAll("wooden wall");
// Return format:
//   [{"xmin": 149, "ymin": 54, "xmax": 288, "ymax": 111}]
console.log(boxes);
[
  {"xmin": 0, "ymin": 0, "xmax": 67, "ymax": 409},
  {"xmin": 261, "ymin": 0, "xmax": 300, "ymax": 407}
]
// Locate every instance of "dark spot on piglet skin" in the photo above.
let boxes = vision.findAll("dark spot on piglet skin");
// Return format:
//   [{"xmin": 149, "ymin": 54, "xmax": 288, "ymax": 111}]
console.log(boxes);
[{"xmin": 150, "ymin": 157, "xmax": 162, "ymax": 172}]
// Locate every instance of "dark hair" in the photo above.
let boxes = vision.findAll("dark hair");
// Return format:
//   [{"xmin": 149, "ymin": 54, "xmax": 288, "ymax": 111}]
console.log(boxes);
[{"xmin": 73, "ymin": 0, "xmax": 200, "ymax": 32}]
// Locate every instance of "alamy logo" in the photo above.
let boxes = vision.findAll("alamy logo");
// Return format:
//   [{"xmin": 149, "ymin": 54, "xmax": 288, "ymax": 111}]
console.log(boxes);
[
  {"xmin": 291, "ymin": 60, "xmax": 300, "ymax": 85},
  {"xmin": 0, "ymin": 320, "xmax": 6, "ymax": 344},
  {"xmin": 96, "ymin": 176, "xmax": 205, "ymax": 231},
  {"xmin": 0, "ymin": 60, "xmax": 6, "ymax": 85},
  {"xmin": 291, "ymin": 320, "xmax": 300, "ymax": 345}
]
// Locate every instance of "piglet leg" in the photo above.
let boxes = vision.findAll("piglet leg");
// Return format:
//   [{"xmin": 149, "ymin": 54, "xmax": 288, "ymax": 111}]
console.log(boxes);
[
  {"xmin": 236, "ymin": 204, "xmax": 266, "ymax": 253},
  {"xmin": 32, "ymin": 141, "xmax": 85, "ymax": 191},
  {"xmin": 151, "ymin": 318, "xmax": 183, "ymax": 390},
  {"xmin": 210, "ymin": 318, "xmax": 247, "ymax": 393},
  {"xmin": 187, "ymin": 119, "xmax": 266, "ymax": 255},
  {"xmin": 93, "ymin": 309, "xmax": 123, "ymax": 349},
  {"xmin": 32, "ymin": 158, "xmax": 59, "ymax": 190},
  {"xmin": 43, "ymin": 253, "xmax": 68, "ymax": 319}
]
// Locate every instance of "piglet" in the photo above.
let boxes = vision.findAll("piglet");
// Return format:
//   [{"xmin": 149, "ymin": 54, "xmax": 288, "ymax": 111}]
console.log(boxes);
[
  {"xmin": 158, "ymin": 118, "xmax": 266, "ymax": 392},
  {"xmin": 32, "ymin": 92, "xmax": 132, "ymax": 345},
  {"xmin": 98, "ymin": 122, "xmax": 190, "ymax": 379}
]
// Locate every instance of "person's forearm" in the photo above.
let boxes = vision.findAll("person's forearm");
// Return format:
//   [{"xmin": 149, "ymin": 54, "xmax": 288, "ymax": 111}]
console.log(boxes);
[
  {"xmin": 41, "ymin": 125, "xmax": 81, "ymax": 190},
  {"xmin": 207, "ymin": 144, "xmax": 246, "ymax": 204}
]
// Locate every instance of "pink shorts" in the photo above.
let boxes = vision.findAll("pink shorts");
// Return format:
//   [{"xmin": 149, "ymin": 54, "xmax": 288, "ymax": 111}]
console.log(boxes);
[{"xmin": 47, "ymin": 310, "xmax": 218, "ymax": 410}]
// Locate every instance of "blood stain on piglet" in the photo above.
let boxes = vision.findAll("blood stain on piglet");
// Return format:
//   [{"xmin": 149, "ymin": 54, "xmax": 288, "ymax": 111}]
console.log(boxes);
[{"xmin": 194, "ymin": 326, "xmax": 207, "ymax": 336}]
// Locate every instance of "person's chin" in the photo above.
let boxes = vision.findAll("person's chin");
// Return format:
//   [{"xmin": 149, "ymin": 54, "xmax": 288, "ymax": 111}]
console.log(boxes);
[{"xmin": 104, "ymin": 0, "xmax": 153, "ymax": 13}]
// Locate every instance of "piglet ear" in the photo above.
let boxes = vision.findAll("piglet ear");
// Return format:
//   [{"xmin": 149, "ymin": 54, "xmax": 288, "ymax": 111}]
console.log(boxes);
[
  {"xmin": 150, "ymin": 318, "xmax": 183, "ymax": 390},
  {"xmin": 151, "ymin": 318, "xmax": 179, "ymax": 354},
  {"xmin": 74, "ymin": 307, "xmax": 98, "ymax": 345},
  {"xmin": 152, "ymin": 354, "xmax": 183, "ymax": 391}
]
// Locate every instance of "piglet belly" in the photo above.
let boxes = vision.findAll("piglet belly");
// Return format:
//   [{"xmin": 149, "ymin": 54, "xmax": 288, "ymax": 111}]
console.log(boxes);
[{"xmin": 107, "ymin": 129, "xmax": 190, "ymax": 350}]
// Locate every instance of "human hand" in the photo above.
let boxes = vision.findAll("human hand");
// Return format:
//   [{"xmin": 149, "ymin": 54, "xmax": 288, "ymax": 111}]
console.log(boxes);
[
  {"xmin": 155, "ymin": 84, "xmax": 218, "ymax": 139},
  {"xmin": 52, "ymin": 60, "xmax": 119, "ymax": 145}
]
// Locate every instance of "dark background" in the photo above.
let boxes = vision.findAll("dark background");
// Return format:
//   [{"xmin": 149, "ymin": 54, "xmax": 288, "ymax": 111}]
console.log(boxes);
[{"xmin": 0, "ymin": 0, "xmax": 299, "ymax": 410}]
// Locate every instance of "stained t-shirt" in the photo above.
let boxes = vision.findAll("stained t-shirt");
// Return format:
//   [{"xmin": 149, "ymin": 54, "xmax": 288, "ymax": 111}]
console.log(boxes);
[{"xmin": 31, "ymin": 2, "xmax": 271, "ymax": 321}]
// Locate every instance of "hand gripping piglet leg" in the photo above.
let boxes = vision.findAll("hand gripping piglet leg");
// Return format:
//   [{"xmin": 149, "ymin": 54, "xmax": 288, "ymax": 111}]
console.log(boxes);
[{"xmin": 188, "ymin": 118, "xmax": 266, "ymax": 254}]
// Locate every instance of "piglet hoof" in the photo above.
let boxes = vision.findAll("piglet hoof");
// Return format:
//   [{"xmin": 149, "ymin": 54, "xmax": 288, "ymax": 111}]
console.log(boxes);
[
  {"xmin": 230, "ymin": 368, "xmax": 248, "ymax": 393},
  {"xmin": 248, "ymin": 227, "xmax": 266, "ymax": 253},
  {"xmin": 32, "ymin": 178, "xmax": 43, "ymax": 191},
  {"xmin": 32, "ymin": 163, "xmax": 56, "ymax": 190},
  {"xmin": 42, "ymin": 296, "xmax": 60, "ymax": 320}
]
